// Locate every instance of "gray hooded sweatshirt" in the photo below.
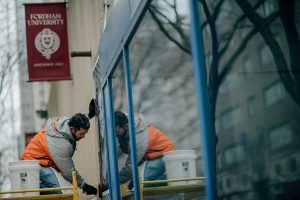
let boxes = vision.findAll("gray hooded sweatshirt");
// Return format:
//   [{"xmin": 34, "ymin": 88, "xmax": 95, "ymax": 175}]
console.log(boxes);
[
  {"xmin": 45, "ymin": 117, "xmax": 85, "ymax": 188},
  {"xmin": 118, "ymin": 113, "xmax": 148, "ymax": 184}
]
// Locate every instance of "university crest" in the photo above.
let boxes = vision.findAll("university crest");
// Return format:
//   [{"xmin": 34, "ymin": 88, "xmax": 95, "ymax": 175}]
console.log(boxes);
[{"xmin": 35, "ymin": 28, "xmax": 60, "ymax": 60}]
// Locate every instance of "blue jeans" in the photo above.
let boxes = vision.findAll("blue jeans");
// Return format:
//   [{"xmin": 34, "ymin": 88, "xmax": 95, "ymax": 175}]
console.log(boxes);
[
  {"xmin": 129, "ymin": 157, "xmax": 167, "ymax": 189},
  {"xmin": 40, "ymin": 167, "xmax": 62, "ymax": 194},
  {"xmin": 143, "ymin": 157, "xmax": 167, "ymax": 188}
]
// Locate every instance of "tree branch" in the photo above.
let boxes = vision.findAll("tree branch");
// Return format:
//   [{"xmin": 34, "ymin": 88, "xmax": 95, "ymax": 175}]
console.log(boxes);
[
  {"xmin": 149, "ymin": 6, "xmax": 191, "ymax": 54},
  {"xmin": 219, "ymin": 11, "xmax": 279, "ymax": 85},
  {"xmin": 149, "ymin": 4, "xmax": 189, "ymax": 47},
  {"xmin": 219, "ymin": 0, "xmax": 267, "ymax": 58},
  {"xmin": 201, "ymin": 0, "xmax": 219, "ymax": 87},
  {"xmin": 278, "ymin": 0, "xmax": 300, "ymax": 82},
  {"xmin": 212, "ymin": 0, "xmax": 226, "ymax": 22},
  {"xmin": 235, "ymin": 0, "xmax": 300, "ymax": 106}
]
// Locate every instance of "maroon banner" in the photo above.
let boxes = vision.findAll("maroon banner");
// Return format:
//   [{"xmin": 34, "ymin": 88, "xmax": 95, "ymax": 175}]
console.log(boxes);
[{"xmin": 25, "ymin": 3, "xmax": 71, "ymax": 81}]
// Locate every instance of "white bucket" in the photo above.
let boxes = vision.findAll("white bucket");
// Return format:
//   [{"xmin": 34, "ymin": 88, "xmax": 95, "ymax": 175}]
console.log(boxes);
[
  {"xmin": 163, "ymin": 150, "xmax": 197, "ymax": 186},
  {"xmin": 9, "ymin": 160, "xmax": 41, "ymax": 196}
]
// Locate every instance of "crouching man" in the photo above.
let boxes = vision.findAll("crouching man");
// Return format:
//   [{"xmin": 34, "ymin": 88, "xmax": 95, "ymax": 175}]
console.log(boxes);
[
  {"xmin": 114, "ymin": 111, "xmax": 175, "ymax": 189},
  {"xmin": 22, "ymin": 113, "xmax": 97, "ymax": 195}
]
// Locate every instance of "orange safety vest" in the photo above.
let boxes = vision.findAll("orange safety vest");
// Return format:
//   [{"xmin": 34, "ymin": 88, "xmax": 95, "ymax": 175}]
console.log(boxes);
[
  {"xmin": 145, "ymin": 125, "xmax": 175, "ymax": 160},
  {"xmin": 21, "ymin": 129, "xmax": 60, "ymax": 171}
]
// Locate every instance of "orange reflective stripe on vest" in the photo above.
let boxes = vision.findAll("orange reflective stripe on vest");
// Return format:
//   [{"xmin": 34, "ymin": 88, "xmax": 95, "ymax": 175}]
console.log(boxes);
[
  {"xmin": 146, "ymin": 125, "xmax": 175, "ymax": 159},
  {"xmin": 21, "ymin": 128, "xmax": 60, "ymax": 171}
]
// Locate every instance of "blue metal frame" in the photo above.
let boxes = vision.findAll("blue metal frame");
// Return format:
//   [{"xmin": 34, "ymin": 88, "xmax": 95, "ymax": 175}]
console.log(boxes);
[
  {"xmin": 103, "ymin": 79, "xmax": 122, "ymax": 200},
  {"xmin": 98, "ymin": 1, "xmax": 152, "ymax": 200},
  {"xmin": 190, "ymin": 0, "xmax": 216, "ymax": 200},
  {"xmin": 101, "ymin": 85, "xmax": 113, "ymax": 195},
  {"xmin": 123, "ymin": 46, "xmax": 141, "ymax": 200}
]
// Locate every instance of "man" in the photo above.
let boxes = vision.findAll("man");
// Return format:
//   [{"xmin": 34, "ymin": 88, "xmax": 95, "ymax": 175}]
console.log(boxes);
[
  {"xmin": 114, "ymin": 111, "xmax": 175, "ymax": 188},
  {"xmin": 22, "ymin": 113, "xmax": 97, "ymax": 195}
]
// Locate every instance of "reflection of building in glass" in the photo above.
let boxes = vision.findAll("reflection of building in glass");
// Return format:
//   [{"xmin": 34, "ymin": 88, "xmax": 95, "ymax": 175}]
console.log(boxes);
[{"xmin": 210, "ymin": 1, "xmax": 300, "ymax": 199}]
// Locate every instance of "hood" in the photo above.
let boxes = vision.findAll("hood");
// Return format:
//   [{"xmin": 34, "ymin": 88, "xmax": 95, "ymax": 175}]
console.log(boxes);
[
  {"xmin": 117, "ymin": 113, "xmax": 148, "ymax": 154},
  {"xmin": 45, "ymin": 117, "xmax": 76, "ymax": 143},
  {"xmin": 126, "ymin": 113, "xmax": 147, "ymax": 134}
]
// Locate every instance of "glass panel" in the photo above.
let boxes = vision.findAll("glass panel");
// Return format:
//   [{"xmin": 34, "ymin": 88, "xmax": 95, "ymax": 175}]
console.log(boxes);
[
  {"xmin": 129, "ymin": 0, "xmax": 205, "ymax": 199},
  {"xmin": 97, "ymin": 87, "xmax": 109, "ymax": 195},
  {"xmin": 111, "ymin": 59, "xmax": 130, "ymax": 196},
  {"xmin": 247, "ymin": 97, "xmax": 256, "ymax": 116},
  {"xmin": 103, "ymin": 81, "xmax": 121, "ymax": 200},
  {"xmin": 112, "ymin": 61, "xmax": 128, "ymax": 111},
  {"xmin": 264, "ymin": 81, "xmax": 286, "ymax": 107},
  {"xmin": 199, "ymin": 0, "xmax": 300, "ymax": 199}
]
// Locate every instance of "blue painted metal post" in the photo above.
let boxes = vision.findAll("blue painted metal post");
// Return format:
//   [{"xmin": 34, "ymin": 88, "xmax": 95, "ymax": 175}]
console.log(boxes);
[
  {"xmin": 123, "ymin": 46, "xmax": 141, "ymax": 200},
  {"xmin": 105, "ymin": 79, "xmax": 122, "ymax": 200},
  {"xmin": 101, "ymin": 87, "xmax": 113, "ymax": 198},
  {"xmin": 189, "ymin": 0, "xmax": 216, "ymax": 200}
]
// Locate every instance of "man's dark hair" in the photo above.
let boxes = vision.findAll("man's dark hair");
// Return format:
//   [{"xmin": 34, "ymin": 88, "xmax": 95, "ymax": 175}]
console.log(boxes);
[
  {"xmin": 114, "ymin": 111, "xmax": 128, "ymax": 128},
  {"xmin": 68, "ymin": 113, "xmax": 90, "ymax": 131}
]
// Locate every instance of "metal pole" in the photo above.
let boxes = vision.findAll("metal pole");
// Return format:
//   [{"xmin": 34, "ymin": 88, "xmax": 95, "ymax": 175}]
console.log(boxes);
[
  {"xmin": 70, "ymin": 51, "xmax": 92, "ymax": 57},
  {"xmin": 105, "ymin": 80, "xmax": 122, "ymax": 200},
  {"xmin": 123, "ymin": 46, "xmax": 141, "ymax": 200},
  {"xmin": 189, "ymin": 0, "xmax": 216, "ymax": 199},
  {"xmin": 101, "ymin": 87, "xmax": 113, "ymax": 198}
]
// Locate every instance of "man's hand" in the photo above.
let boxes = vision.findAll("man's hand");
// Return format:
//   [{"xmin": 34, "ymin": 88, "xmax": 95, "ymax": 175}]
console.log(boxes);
[{"xmin": 83, "ymin": 183, "xmax": 97, "ymax": 195}]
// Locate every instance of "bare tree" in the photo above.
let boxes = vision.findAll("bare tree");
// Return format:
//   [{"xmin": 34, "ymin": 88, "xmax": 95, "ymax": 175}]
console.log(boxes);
[
  {"xmin": 0, "ymin": 0, "xmax": 22, "ymax": 189},
  {"xmin": 0, "ymin": 147, "xmax": 9, "ymax": 188}
]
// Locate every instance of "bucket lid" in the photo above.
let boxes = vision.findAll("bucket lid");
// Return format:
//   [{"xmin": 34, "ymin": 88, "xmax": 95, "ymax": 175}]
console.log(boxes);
[
  {"xmin": 163, "ymin": 150, "xmax": 197, "ymax": 158},
  {"xmin": 9, "ymin": 160, "xmax": 40, "ymax": 168}
]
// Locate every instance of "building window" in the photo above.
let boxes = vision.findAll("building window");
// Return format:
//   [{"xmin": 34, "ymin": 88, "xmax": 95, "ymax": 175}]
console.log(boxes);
[
  {"xmin": 256, "ymin": 127, "xmax": 265, "ymax": 145},
  {"xmin": 224, "ymin": 145, "xmax": 245, "ymax": 165},
  {"xmin": 288, "ymin": 158, "xmax": 297, "ymax": 172},
  {"xmin": 240, "ymin": 132, "xmax": 248, "ymax": 147},
  {"xmin": 40, "ymin": 101, "xmax": 45, "ymax": 108},
  {"xmin": 226, "ymin": 178, "xmax": 231, "ymax": 188},
  {"xmin": 275, "ymin": 164, "xmax": 281, "ymax": 176},
  {"xmin": 221, "ymin": 106, "xmax": 243, "ymax": 129},
  {"xmin": 260, "ymin": 45, "xmax": 273, "ymax": 66},
  {"xmin": 264, "ymin": 81, "xmax": 285, "ymax": 107},
  {"xmin": 247, "ymin": 96, "xmax": 255, "ymax": 116},
  {"xmin": 263, "ymin": 1, "xmax": 278, "ymax": 17},
  {"xmin": 269, "ymin": 123, "xmax": 292, "ymax": 150},
  {"xmin": 244, "ymin": 57, "xmax": 253, "ymax": 78},
  {"xmin": 217, "ymin": 153, "xmax": 222, "ymax": 169},
  {"xmin": 219, "ymin": 75, "xmax": 239, "ymax": 94},
  {"xmin": 39, "ymin": 89, "xmax": 44, "ymax": 96}
]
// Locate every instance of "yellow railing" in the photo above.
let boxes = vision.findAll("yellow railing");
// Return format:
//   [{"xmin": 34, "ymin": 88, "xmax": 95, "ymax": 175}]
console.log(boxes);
[
  {"xmin": 142, "ymin": 177, "xmax": 205, "ymax": 185},
  {"xmin": 0, "ymin": 171, "xmax": 79, "ymax": 200},
  {"xmin": 119, "ymin": 176, "xmax": 206, "ymax": 200},
  {"xmin": 140, "ymin": 176, "xmax": 205, "ymax": 200}
]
